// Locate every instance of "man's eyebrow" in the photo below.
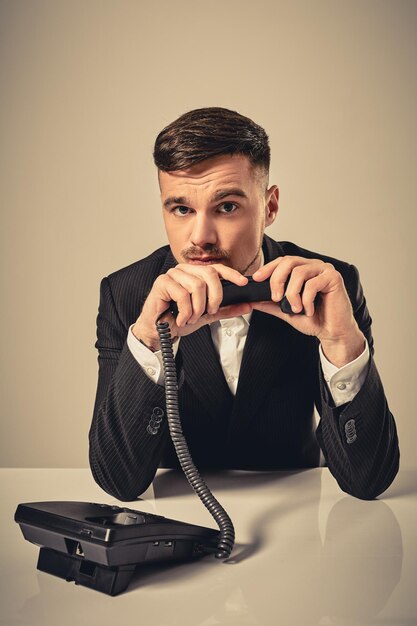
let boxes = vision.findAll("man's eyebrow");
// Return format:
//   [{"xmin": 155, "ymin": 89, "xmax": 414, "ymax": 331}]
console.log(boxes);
[
  {"xmin": 163, "ymin": 195, "xmax": 187, "ymax": 208},
  {"xmin": 163, "ymin": 188, "xmax": 248, "ymax": 209},
  {"xmin": 211, "ymin": 188, "xmax": 248, "ymax": 202}
]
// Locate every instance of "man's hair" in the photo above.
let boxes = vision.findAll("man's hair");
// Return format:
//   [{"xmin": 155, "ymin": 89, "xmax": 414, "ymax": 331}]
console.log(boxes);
[{"xmin": 153, "ymin": 107, "xmax": 270, "ymax": 177}]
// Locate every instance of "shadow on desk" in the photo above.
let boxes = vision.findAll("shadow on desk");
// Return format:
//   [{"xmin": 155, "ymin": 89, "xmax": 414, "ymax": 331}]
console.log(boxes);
[
  {"xmin": 153, "ymin": 469, "xmax": 323, "ymax": 567},
  {"xmin": 129, "ymin": 490, "xmax": 404, "ymax": 625},
  {"xmin": 320, "ymin": 496, "xmax": 403, "ymax": 623},
  {"xmin": 152, "ymin": 468, "xmax": 404, "ymax": 620},
  {"xmin": 152, "ymin": 468, "xmax": 308, "ymax": 498}
]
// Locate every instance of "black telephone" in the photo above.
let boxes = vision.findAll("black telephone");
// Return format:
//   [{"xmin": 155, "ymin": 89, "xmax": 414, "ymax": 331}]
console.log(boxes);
[
  {"xmin": 15, "ymin": 276, "xmax": 305, "ymax": 595},
  {"xmin": 14, "ymin": 501, "xmax": 220, "ymax": 596}
]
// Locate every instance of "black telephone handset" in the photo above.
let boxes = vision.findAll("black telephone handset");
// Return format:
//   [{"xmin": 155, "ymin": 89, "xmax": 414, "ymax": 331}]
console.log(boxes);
[{"xmin": 169, "ymin": 276, "xmax": 300, "ymax": 317}]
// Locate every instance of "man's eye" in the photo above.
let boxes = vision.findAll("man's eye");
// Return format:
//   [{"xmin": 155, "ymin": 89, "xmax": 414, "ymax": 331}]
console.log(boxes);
[
  {"xmin": 172, "ymin": 206, "xmax": 190, "ymax": 216},
  {"xmin": 218, "ymin": 202, "xmax": 237, "ymax": 214}
]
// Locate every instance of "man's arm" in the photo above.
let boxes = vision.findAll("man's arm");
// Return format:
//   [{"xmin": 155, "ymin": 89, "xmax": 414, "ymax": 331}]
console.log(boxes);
[
  {"xmin": 315, "ymin": 264, "xmax": 400, "ymax": 499},
  {"xmin": 89, "ymin": 276, "xmax": 170, "ymax": 500},
  {"xmin": 89, "ymin": 264, "xmax": 251, "ymax": 501},
  {"xmin": 251, "ymin": 258, "xmax": 400, "ymax": 499}
]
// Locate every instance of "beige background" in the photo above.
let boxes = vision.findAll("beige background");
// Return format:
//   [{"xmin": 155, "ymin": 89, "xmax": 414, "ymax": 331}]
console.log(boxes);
[{"xmin": 1, "ymin": 0, "xmax": 415, "ymax": 469}]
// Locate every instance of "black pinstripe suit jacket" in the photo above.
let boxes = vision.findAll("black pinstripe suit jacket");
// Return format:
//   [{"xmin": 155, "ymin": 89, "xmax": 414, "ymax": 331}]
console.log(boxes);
[{"xmin": 89, "ymin": 235, "xmax": 399, "ymax": 501}]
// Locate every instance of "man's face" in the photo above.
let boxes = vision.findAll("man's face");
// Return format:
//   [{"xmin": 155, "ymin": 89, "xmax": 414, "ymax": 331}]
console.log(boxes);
[{"xmin": 159, "ymin": 154, "xmax": 279, "ymax": 275}]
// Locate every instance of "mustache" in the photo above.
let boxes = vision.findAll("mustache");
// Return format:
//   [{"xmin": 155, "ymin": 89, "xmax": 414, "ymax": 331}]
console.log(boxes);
[{"xmin": 181, "ymin": 245, "xmax": 230, "ymax": 261}]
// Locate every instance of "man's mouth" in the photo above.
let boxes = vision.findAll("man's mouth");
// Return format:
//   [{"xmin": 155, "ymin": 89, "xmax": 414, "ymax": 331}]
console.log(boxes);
[{"xmin": 186, "ymin": 257, "xmax": 224, "ymax": 265}]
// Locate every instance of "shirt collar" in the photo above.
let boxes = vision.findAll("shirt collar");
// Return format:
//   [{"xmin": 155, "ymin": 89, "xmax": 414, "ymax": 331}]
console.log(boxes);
[{"xmin": 241, "ymin": 312, "xmax": 252, "ymax": 326}]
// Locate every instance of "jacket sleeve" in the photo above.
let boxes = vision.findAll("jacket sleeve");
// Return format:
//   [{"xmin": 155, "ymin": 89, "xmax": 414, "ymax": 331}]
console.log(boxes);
[
  {"xmin": 88, "ymin": 276, "xmax": 170, "ymax": 500},
  {"xmin": 315, "ymin": 264, "xmax": 400, "ymax": 500}
]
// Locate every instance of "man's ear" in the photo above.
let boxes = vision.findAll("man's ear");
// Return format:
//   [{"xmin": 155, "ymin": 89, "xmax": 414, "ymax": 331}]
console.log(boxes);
[{"xmin": 265, "ymin": 185, "xmax": 279, "ymax": 226}]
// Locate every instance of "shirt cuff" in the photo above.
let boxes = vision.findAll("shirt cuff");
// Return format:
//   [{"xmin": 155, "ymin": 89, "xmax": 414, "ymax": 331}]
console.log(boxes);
[
  {"xmin": 319, "ymin": 338, "xmax": 370, "ymax": 407},
  {"xmin": 127, "ymin": 324, "xmax": 180, "ymax": 385}
]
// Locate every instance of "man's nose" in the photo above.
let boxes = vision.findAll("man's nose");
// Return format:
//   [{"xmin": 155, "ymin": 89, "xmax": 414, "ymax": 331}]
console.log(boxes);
[{"xmin": 190, "ymin": 214, "xmax": 217, "ymax": 247}]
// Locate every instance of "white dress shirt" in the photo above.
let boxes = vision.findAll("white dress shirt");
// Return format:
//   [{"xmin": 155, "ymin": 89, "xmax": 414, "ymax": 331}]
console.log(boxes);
[{"xmin": 127, "ymin": 316, "xmax": 369, "ymax": 408}]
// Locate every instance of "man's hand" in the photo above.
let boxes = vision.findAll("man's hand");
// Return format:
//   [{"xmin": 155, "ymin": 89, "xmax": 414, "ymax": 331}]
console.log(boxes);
[
  {"xmin": 132, "ymin": 264, "xmax": 251, "ymax": 351},
  {"xmin": 252, "ymin": 256, "xmax": 366, "ymax": 368}
]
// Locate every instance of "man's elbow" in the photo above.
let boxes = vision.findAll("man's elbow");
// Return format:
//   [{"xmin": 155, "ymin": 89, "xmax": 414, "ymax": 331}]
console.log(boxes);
[
  {"xmin": 343, "ymin": 448, "xmax": 400, "ymax": 501},
  {"xmin": 89, "ymin": 467, "xmax": 152, "ymax": 502},
  {"xmin": 88, "ymin": 451, "xmax": 153, "ymax": 502}
]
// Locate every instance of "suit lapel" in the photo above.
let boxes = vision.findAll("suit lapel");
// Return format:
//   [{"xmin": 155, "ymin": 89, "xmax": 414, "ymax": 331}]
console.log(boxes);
[{"xmin": 160, "ymin": 249, "xmax": 177, "ymax": 274}]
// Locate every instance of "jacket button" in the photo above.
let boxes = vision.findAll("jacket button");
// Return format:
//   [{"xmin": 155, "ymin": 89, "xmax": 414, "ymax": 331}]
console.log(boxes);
[{"xmin": 345, "ymin": 418, "xmax": 357, "ymax": 444}]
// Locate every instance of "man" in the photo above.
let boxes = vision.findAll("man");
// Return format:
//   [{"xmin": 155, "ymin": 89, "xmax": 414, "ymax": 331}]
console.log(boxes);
[{"xmin": 89, "ymin": 107, "xmax": 399, "ymax": 501}]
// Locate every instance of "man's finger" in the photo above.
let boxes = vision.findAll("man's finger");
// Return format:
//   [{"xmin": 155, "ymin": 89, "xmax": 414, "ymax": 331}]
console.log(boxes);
[
  {"xmin": 252, "ymin": 257, "xmax": 283, "ymax": 281},
  {"xmin": 178, "ymin": 262, "xmax": 248, "ymax": 286}
]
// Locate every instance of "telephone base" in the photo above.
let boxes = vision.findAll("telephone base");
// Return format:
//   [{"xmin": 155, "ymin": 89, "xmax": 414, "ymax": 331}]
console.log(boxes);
[
  {"xmin": 15, "ymin": 501, "xmax": 220, "ymax": 596},
  {"xmin": 38, "ymin": 547, "xmax": 136, "ymax": 596}
]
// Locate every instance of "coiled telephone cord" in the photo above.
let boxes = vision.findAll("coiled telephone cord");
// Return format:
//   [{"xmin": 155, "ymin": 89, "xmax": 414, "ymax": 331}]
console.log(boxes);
[{"xmin": 156, "ymin": 316, "xmax": 235, "ymax": 559}]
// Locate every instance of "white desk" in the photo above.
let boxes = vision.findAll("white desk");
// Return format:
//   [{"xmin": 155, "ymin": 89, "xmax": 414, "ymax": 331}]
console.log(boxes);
[{"xmin": 1, "ymin": 468, "xmax": 416, "ymax": 626}]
